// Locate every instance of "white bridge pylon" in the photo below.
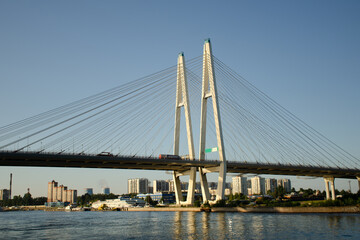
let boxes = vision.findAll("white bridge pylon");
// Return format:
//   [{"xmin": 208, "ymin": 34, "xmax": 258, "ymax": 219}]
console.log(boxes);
[
  {"xmin": 172, "ymin": 52, "xmax": 196, "ymax": 205},
  {"xmin": 173, "ymin": 39, "xmax": 227, "ymax": 205}
]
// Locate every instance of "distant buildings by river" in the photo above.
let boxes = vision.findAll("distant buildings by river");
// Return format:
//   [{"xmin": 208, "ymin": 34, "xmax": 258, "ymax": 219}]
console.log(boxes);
[
  {"xmin": 127, "ymin": 176, "xmax": 291, "ymax": 200},
  {"xmin": 47, "ymin": 180, "xmax": 77, "ymax": 205},
  {"xmin": 233, "ymin": 176, "xmax": 291, "ymax": 195},
  {"xmin": 84, "ymin": 187, "xmax": 110, "ymax": 195},
  {"xmin": 0, "ymin": 189, "xmax": 10, "ymax": 201}
]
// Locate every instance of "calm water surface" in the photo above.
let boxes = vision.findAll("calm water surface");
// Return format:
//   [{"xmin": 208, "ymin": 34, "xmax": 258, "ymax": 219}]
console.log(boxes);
[{"xmin": 0, "ymin": 211, "xmax": 359, "ymax": 239}]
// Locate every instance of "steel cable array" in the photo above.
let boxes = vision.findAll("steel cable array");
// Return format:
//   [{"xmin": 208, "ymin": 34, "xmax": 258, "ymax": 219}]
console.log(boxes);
[
  {"xmin": 0, "ymin": 54, "xmax": 358, "ymax": 170},
  {"xmin": 211, "ymin": 56, "xmax": 359, "ymax": 169}
]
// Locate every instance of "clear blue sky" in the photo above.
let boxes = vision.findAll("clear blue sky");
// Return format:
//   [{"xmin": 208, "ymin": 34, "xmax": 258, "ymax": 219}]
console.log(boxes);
[{"xmin": 0, "ymin": 0, "xmax": 359, "ymax": 197}]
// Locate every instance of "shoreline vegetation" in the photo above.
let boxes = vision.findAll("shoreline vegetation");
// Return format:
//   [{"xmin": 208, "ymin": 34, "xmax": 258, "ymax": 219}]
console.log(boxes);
[
  {"xmin": 2, "ymin": 204, "xmax": 360, "ymax": 213},
  {"xmin": 2, "ymin": 190, "xmax": 360, "ymax": 214}
]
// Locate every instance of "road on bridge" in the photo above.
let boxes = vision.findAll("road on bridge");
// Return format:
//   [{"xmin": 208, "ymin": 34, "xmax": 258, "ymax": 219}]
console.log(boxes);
[{"xmin": 0, "ymin": 151, "xmax": 359, "ymax": 179}]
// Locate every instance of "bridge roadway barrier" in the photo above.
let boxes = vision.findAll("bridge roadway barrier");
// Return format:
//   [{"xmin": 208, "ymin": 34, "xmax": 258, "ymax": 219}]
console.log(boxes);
[{"xmin": 0, "ymin": 151, "xmax": 359, "ymax": 180}]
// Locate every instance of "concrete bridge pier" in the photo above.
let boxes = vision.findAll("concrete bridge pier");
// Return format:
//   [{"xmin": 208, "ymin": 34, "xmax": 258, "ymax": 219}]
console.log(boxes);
[
  {"xmin": 357, "ymin": 176, "xmax": 360, "ymax": 192},
  {"xmin": 324, "ymin": 176, "xmax": 336, "ymax": 200}
]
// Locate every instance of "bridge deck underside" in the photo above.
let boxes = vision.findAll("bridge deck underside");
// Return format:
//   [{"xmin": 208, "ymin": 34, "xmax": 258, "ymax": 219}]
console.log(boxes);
[{"xmin": 0, "ymin": 152, "xmax": 358, "ymax": 179}]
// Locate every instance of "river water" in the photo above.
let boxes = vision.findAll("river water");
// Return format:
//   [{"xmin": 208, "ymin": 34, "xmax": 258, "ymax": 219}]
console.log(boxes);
[{"xmin": 0, "ymin": 211, "xmax": 359, "ymax": 239}]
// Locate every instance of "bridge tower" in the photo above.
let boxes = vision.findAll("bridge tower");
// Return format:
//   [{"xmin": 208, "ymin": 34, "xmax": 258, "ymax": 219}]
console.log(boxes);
[
  {"xmin": 173, "ymin": 52, "xmax": 196, "ymax": 205},
  {"xmin": 198, "ymin": 39, "xmax": 227, "ymax": 202}
]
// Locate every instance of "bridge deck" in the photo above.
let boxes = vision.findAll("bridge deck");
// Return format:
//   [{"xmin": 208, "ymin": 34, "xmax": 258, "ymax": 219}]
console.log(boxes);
[{"xmin": 0, "ymin": 152, "xmax": 359, "ymax": 179}]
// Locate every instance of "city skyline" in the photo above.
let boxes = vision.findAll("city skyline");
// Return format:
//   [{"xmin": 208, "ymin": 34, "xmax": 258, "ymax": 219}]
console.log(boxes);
[
  {"xmin": 1, "ymin": 1, "xmax": 359, "ymax": 197},
  {"xmin": 0, "ymin": 172, "xmax": 357, "ymax": 198}
]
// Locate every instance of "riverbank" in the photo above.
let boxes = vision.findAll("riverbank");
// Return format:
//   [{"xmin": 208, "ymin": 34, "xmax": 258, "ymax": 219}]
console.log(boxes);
[
  {"xmin": 1, "ymin": 205, "xmax": 46, "ymax": 211},
  {"xmin": 127, "ymin": 206, "xmax": 360, "ymax": 213},
  {"xmin": 2, "ymin": 205, "xmax": 359, "ymax": 213}
]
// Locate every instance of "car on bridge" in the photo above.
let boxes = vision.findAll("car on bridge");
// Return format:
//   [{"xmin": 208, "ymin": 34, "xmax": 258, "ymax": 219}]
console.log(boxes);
[
  {"xmin": 97, "ymin": 152, "xmax": 113, "ymax": 157},
  {"xmin": 159, "ymin": 154, "xmax": 181, "ymax": 160}
]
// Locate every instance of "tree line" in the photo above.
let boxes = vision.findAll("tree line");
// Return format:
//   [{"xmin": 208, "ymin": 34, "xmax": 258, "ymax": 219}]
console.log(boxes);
[{"xmin": 0, "ymin": 193, "xmax": 47, "ymax": 207}]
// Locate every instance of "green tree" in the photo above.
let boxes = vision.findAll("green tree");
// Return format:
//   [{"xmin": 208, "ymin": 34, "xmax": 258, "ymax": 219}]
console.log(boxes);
[
  {"xmin": 145, "ymin": 196, "xmax": 155, "ymax": 206},
  {"xmin": 272, "ymin": 186, "xmax": 285, "ymax": 199},
  {"xmin": 33, "ymin": 197, "xmax": 47, "ymax": 205},
  {"xmin": 23, "ymin": 192, "xmax": 33, "ymax": 206},
  {"xmin": 302, "ymin": 188, "xmax": 314, "ymax": 198},
  {"xmin": 13, "ymin": 195, "xmax": 23, "ymax": 206}
]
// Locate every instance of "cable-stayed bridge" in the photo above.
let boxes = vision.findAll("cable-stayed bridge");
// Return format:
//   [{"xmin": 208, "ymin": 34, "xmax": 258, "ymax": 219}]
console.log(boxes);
[{"xmin": 0, "ymin": 39, "xmax": 359, "ymax": 205}]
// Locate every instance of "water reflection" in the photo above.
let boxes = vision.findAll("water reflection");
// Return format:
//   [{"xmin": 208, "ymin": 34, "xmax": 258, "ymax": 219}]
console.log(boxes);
[
  {"xmin": 174, "ymin": 212, "xmax": 211, "ymax": 239},
  {"xmin": 202, "ymin": 212, "xmax": 210, "ymax": 239},
  {"xmin": 216, "ymin": 213, "xmax": 227, "ymax": 239},
  {"xmin": 174, "ymin": 211, "xmax": 183, "ymax": 238},
  {"xmin": 140, "ymin": 212, "xmax": 360, "ymax": 239},
  {"xmin": 187, "ymin": 212, "xmax": 196, "ymax": 239},
  {"xmin": 345, "ymin": 215, "xmax": 358, "ymax": 225},
  {"xmin": 328, "ymin": 215, "xmax": 342, "ymax": 229},
  {"xmin": 1, "ymin": 211, "xmax": 360, "ymax": 239},
  {"xmin": 250, "ymin": 214, "xmax": 264, "ymax": 239}
]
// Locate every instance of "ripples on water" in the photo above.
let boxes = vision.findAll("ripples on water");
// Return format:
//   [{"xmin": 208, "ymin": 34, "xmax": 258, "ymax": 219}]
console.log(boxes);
[{"xmin": 0, "ymin": 211, "xmax": 359, "ymax": 239}]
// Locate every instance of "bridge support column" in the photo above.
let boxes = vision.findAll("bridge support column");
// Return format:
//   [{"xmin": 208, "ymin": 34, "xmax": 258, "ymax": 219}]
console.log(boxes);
[
  {"xmin": 173, "ymin": 52, "xmax": 196, "ymax": 205},
  {"xmin": 173, "ymin": 173, "xmax": 183, "ymax": 204},
  {"xmin": 330, "ymin": 178, "xmax": 336, "ymax": 200},
  {"xmin": 186, "ymin": 167, "xmax": 197, "ymax": 205},
  {"xmin": 324, "ymin": 177, "xmax": 335, "ymax": 200},
  {"xmin": 198, "ymin": 39, "xmax": 227, "ymax": 203},
  {"xmin": 357, "ymin": 176, "xmax": 360, "ymax": 192},
  {"xmin": 324, "ymin": 178, "xmax": 330, "ymax": 200},
  {"xmin": 199, "ymin": 167, "xmax": 210, "ymax": 202},
  {"xmin": 173, "ymin": 171, "xmax": 182, "ymax": 205}
]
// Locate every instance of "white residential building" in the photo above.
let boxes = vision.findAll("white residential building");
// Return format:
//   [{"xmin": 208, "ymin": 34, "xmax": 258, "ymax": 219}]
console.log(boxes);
[
  {"xmin": 128, "ymin": 178, "xmax": 149, "ymax": 194},
  {"xmin": 232, "ymin": 176, "xmax": 248, "ymax": 195},
  {"xmin": 265, "ymin": 178, "xmax": 277, "ymax": 194},
  {"xmin": 153, "ymin": 180, "xmax": 169, "ymax": 193},
  {"xmin": 278, "ymin": 179, "xmax": 291, "ymax": 193},
  {"xmin": 251, "ymin": 176, "xmax": 265, "ymax": 195}
]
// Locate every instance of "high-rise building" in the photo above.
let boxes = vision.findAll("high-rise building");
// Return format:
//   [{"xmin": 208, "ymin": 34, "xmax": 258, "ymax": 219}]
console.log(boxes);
[
  {"xmin": 167, "ymin": 180, "xmax": 175, "ymax": 192},
  {"xmin": 128, "ymin": 178, "xmax": 149, "ymax": 194},
  {"xmin": 153, "ymin": 180, "xmax": 169, "ymax": 193},
  {"xmin": 128, "ymin": 179, "xmax": 135, "ymax": 194},
  {"xmin": 265, "ymin": 178, "xmax": 277, "ymax": 194},
  {"xmin": 232, "ymin": 176, "xmax": 248, "ymax": 195},
  {"xmin": 251, "ymin": 176, "xmax": 265, "ymax": 195},
  {"xmin": 103, "ymin": 187, "xmax": 110, "ymax": 195},
  {"xmin": 85, "ymin": 188, "xmax": 93, "ymax": 195},
  {"xmin": 278, "ymin": 179, "xmax": 291, "ymax": 193},
  {"xmin": 47, "ymin": 180, "xmax": 57, "ymax": 202},
  {"xmin": 247, "ymin": 180, "xmax": 252, "ymax": 188},
  {"xmin": 67, "ymin": 189, "xmax": 77, "ymax": 203},
  {"xmin": 204, "ymin": 182, "xmax": 231, "ymax": 196},
  {"xmin": 47, "ymin": 180, "xmax": 77, "ymax": 204},
  {"xmin": 0, "ymin": 189, "xmax": 10, "ymax": 200},
  {"xmin": 56, "ymin": 185, "xmax": 65, "ymax": 202}
]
